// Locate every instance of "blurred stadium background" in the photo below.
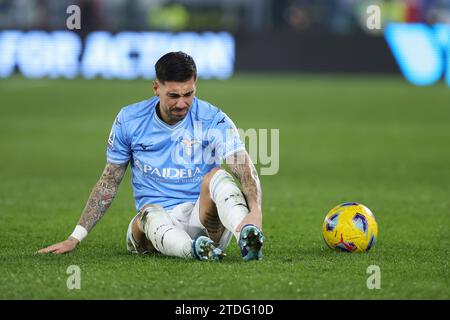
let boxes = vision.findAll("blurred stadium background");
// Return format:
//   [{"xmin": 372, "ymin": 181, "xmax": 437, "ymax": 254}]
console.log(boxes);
[
  {"xmin": 1, "ymin": 0, "xmax": 450, "ymax": 80},
  {"xmin": 0, "ymin": 0, "xmax": 449, "ymax": 299}
]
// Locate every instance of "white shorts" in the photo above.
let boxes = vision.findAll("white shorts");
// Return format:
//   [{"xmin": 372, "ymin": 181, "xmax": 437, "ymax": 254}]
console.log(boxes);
[{"xmin": 126, "ymin": 198, "xmax": 233, "ymax": 254}]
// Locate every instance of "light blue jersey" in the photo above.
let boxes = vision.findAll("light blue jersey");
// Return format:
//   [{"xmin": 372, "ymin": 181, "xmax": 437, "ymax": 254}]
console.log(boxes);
[{"xmin": 106, "ymin": 96, "xmax": 245, "ymax": 211}]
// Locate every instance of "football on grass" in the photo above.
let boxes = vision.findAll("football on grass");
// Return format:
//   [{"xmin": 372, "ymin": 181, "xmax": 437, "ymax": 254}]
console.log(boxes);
[{"xmin": 322, "ymin": 202, "xmax": 378, "ymax": 252}]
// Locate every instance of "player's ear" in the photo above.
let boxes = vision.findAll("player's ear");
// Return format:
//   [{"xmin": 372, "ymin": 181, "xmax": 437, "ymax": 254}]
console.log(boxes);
[
  {"xmin": 192, "ymin": 76, "xmax": 197, "ymax": 93},
  {"xmin": 153, "ymin": 80, "xmax": 160, "ymax": 96}
]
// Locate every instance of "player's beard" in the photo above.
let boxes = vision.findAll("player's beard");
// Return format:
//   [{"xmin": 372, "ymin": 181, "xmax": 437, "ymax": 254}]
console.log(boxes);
[
  {"xmin": 158, "ymin": 103, "xmax": 190, "ymax": 125},
  {"xmin": 170, "ymin": 106, "xmax": 189, "ymax": 120}
]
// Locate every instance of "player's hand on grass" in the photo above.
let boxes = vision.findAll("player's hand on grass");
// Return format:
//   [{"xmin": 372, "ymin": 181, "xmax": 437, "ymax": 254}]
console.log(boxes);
[
  {"xmin": 37, "ymin": 237, "xmax": 79, "ymax": 254},
  {"xmin": 236, "ymin": 210, "xmax": 262, "ymax": 233}
]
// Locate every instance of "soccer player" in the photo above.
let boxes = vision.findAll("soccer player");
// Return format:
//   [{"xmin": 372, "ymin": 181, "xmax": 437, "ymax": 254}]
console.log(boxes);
[{"xmin": 38, "ymin": 52, "xmax": 264, "ymax": 261}]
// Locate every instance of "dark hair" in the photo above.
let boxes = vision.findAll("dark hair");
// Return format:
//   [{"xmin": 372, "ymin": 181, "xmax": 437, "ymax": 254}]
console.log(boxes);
[{"xmin": 155, "ymin": 51, "xmax": 197, "ymax": 84}]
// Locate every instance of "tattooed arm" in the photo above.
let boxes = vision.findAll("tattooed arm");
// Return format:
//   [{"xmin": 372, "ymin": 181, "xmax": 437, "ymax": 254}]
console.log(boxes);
[
  {"xmin": 226, "ymin": 150, "xmax": 263, "ymax": 231},
  {"xmin": 77, "ymin": 163, "xmax": 127, "ymax": 232},
  {"xmin": 38, "ymin": 162, "xmax": 127, "ymax": 254}
]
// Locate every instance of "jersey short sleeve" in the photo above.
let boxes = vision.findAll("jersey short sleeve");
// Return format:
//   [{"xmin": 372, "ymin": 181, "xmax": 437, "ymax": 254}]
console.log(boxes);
[
  {"xmin": 106, "ymin": 109, "xmax": 131, "ymax": 164},
  {"xmin": 209, "ymin": 111, "xmax": 245, "ymax": 161}
]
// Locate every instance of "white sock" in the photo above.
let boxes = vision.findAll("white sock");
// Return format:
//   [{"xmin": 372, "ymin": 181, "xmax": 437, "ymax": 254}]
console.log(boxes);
[
  {"xmin": 209, "ymin": 169, "xmax": 248, "ymax": 241},
  {"xmin": 141, "ymin": 205, "xmax": 192, "ymax": 259}
]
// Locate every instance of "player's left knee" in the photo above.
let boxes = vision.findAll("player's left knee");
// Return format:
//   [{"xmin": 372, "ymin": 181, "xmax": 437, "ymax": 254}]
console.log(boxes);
[
  {"xmin": 139, "ymin": 204, "xmax": 169, "ymax": 229},
  {"xmin": 202, "ymin": 167, "xmax": 223, "ymax": 189}
]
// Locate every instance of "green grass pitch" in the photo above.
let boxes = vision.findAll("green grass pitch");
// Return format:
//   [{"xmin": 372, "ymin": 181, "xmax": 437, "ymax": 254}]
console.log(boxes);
[{"xmin": 0, "ymin": 74, "xmax": 449, "ymax": 299}]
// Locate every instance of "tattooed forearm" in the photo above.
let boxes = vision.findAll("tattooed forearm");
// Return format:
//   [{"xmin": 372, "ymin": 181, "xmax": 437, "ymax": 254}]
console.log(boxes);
[
  {"xmin": 77, "ymin": 163, "xmax": 127, "ymax": 232},
  {"xmin": 227, "ymin": 150, "xmax": 262, "ymax": 212}
]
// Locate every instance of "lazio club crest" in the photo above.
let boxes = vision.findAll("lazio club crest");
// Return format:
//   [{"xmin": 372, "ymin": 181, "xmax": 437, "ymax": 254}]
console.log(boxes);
[{"xmin": 180, "ymin": 138, "xmax": 200, "ymax": 157}]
